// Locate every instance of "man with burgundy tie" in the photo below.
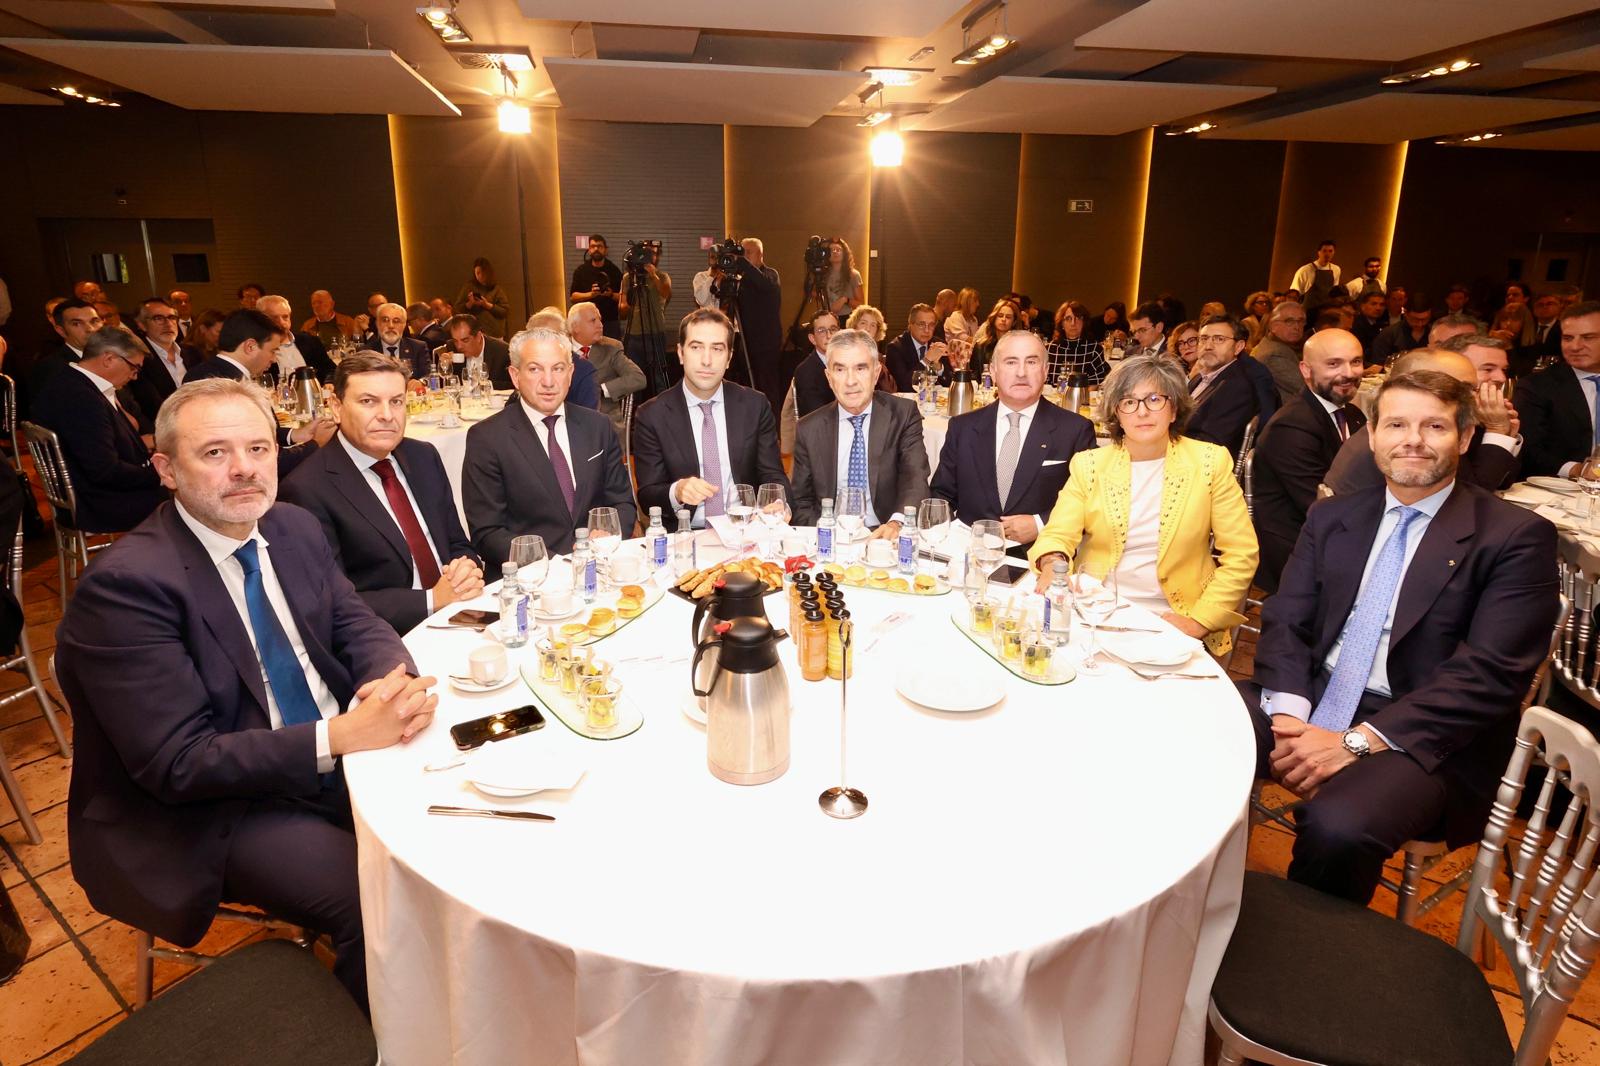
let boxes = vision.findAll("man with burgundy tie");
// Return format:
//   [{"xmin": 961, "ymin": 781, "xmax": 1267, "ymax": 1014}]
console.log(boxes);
[
  {"xmin": 279, "ymin": 352, "xmax": 483, "ymax": 633},
  {"xmin": 57, "ymin": 377, "xmax": 438, "ymax": 1012},
  {"xmin": 632, "ymin": 307, "xmax": 787, "ymax": 528},
  {"xmin": 1242, "ymin": 369, "xmax": 1558, "ymax": 904},
  {"xmin": 1248, "ymin": 328, "xmax": 1367, "ymax": 594},
  {"xmin": 462, "ymin": 326, "xmax": 636, "ymax": 563}
]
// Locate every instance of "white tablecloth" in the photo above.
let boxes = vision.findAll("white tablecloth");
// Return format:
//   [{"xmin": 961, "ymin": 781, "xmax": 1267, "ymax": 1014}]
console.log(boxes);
[
  {"xmin": 347, "ymin": 542, "xmax": 1253, "ymax": 1066},
  {"xmin": 403, "ymin": 418, "xmax": 470, "ymax": 520}
]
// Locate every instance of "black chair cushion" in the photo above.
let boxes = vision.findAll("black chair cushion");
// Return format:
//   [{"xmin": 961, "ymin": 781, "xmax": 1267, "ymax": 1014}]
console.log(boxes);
[
  {"xmin": 1212, "ymin": 871, "xmax": 1514, "ymax": 1066},
  {"xmin": 69, "ymin": 940, "xmax": 375, "ymax": 1065}
]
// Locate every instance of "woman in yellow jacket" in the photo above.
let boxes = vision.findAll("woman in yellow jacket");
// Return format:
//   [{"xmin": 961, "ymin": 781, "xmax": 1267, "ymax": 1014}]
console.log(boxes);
[{"xmin": 1029, "ymin": 352, "xmax": 1258, "ymax": 657}]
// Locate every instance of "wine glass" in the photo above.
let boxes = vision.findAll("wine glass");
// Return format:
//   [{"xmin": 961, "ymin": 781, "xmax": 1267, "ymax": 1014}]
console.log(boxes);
[
  {"xmin": 587, "ymin": 507, "xmax": 621, "ymax": 582},
  {"xmin": 1070, "ymin": 561, "xmax": 1119, "ymax": 674},
  {"xmin": 725, "ymin": 484, "xmax": 756, "ymax": 554},
  {"xmin": 509, "ymin": 534, "xmax": 548, "ymax": 598},
  {"xmin": 968, "ymin": 518, "xmax": 1004, "ymax": 590},
  {"xmin": 756, "ymin": 483, "xmax": 790, "ymax": 560},
  {"xmin": 916, "ymin": 497, "xmax": 951, "ymax": 576},
  {"xmin": 836, "ymin": 487, "xmax": 867, "ymax": 561},
  {"xmin": 1579, "ymin": 451, "xmax": 1600, "ymax": 530}
]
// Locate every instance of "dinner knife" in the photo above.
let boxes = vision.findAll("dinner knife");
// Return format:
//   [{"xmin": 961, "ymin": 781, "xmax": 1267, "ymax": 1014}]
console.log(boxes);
[{"xmin": 427, "ymin": 804, "xmax": 555, "ymax": 823}]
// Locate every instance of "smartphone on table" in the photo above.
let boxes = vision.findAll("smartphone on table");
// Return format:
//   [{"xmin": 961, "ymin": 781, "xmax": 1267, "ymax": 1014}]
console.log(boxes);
[{"xmin": 450, "ymin": 705, "xmax": 546, "ymax": 750}]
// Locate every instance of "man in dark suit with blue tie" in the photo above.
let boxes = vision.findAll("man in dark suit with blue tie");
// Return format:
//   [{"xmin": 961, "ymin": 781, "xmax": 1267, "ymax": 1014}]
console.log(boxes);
[
  {"xmin": 1242, "ymin": 370, "xmax": 1559, "ymax": 904},
  {"xmin": 883, "ymin": 304, "xmax": 950, "ymax": 392},
  {"xmin": 1514, "ymin": 301, "xmax": 1600, "ymax": 478},
  {"xmin": 280, "ymin": 352, "xmax": 483, "ymax": 633},
  {"xmin": 56, "ymin": 377, "xmax": 439, "ymax": 1011},
  {"xmin": 462, "ymin": 326, "xmax": 636, "ymax": 564},
  {"xmin": 31, "ymin": 326, "xmax": 168, "ymax": 532},
  {"xmin": 632, "ymin": 308, "xmax": 787, "ymax": 527},
  {"xmin": 366, "ymin": 302, "xmax": 433, "ymax": 379},
  {"xmin": 930, "ymin": 331, "xmax": 1095, "ymax": 547}
]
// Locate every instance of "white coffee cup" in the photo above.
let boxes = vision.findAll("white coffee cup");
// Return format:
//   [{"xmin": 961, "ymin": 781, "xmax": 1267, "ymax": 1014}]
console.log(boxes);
[
  {"xmin": 866, "ymin": 539, "xmax": 896, "ymax": 568},
  {"xmin": 608, "ymin": 553, "xmax": 645, "ymax": 585},
  {"xmin": 541, "ymin": 586, "xmax": 575, "ymax": 615},
  {"xmin": 468, "ymin": 644, "xmax": 507, "ymax": 685}
]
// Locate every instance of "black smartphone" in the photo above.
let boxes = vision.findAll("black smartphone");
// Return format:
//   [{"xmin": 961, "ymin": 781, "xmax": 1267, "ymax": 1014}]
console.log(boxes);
[
  {"xmin": 987, "ymin": 562, "xmax": 1032, "ymax": 587},
  {"xmin": 450, "ymin": 608, "xmax": 499, "ymax": 627},
  {"xmin": 451, "ymin": 705, "xmax": 546, "ymax": 751}
]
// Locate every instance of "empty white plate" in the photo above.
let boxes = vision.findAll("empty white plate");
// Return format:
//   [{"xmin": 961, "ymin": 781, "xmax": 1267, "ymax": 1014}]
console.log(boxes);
[
  {"xmin": 1099, "ymin": 630, "xmax": 1195, "ymax": 668},
  {"xmin": 1528, "ymin": 476, "xmax": 1580, "ymax": 494},
  {"xmin": 466, "ymin": 743, "xmax": 587, "ymax": 798},
  {"xmin": 895, "ymin": 665, "xmax": 1006, "ymax": 713}
]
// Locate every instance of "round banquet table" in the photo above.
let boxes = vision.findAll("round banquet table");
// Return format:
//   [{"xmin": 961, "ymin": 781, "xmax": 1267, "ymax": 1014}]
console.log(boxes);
[
  {"xmin": 347, "ymin": 536, "xmax": 1254, "ymax": 1066},
  {"xmin": 403, "ymin": 417, "xmax": 469, "ymax": 520}
]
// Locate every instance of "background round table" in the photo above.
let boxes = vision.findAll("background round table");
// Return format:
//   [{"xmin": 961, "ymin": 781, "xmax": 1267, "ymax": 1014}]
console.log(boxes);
[
  {"xmin": 403, "ymin": 417, "xmax": 470, "ymax": 520},
  {"xmin": 347, "ymin": 537, "xmax": 1254, "ymax": 1066}
]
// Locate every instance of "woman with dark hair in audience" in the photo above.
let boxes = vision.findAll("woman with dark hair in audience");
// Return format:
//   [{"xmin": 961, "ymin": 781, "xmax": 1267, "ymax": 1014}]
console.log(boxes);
[
  {"xmin": 186, "ymin": 308, "xmax": 226, "ymax": 360},
  {"xmin": 1169, "ymin": 319, "xmax": 1201, "ymax": 375},
  {"xmin": 1241, "ymin": 291, "xmax": 1272, "ymax": 346},
  {"xmin": 454, "ymin": 257, "xmax": 510, "ymax": 340},
  {"xmin": 1491, "ymin": 301, "xmax": 1535, "ymax": 349},
  {"xmin": 1028, "ymin": 352, "xmax": 1257, "ymax": 657},
  {"xmin": 1050, "ymin": 300, "xmax": 1110, "ymax": 383},
  {"xmin": 968, "ymin": 298, "xmax": 1020, "ymax": 378},
  {"xmin": 823, "ymin": 239, "xmax": 863, "ymax": 317},
  {"xmin": 1092, "ymin": 301, "xmax": 1129, "ymax": 346}
]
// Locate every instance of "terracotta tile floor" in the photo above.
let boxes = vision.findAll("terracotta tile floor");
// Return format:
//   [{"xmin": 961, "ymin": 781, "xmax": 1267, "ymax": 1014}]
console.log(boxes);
[{"xmin": 2, "ymin": 538, "xmax": 1599, "ymax": 1062}]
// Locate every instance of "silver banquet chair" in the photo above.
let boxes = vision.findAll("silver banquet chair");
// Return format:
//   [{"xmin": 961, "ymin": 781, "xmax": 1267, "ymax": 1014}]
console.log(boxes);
[
  {"xmin": 21, "ymin": 421, "xmax": 113, "ymax": 610},
  {"xmin": 1211, "ymin": 705, "xmax": 1600, "ymax": 1066}
]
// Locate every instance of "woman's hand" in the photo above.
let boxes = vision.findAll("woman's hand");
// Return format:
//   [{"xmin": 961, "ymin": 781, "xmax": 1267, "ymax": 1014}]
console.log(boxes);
[{"xmin": 1161, "ymin": 611, "xmax": 1208, "ymax": 640}]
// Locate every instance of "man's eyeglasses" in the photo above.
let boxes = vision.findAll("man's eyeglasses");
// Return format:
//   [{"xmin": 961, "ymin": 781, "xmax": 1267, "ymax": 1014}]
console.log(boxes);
[
  {"xmin": 1116, "ymin": 394, "xmax": 1170, "ymax": 414},
  {"xmin": 113, "ymin": 354, "xmax": 144, "ymax": 376},
  {"xmin": 144, "ymin": 313, "xmax": 179, "ymax": 324},
  {"xmin": 1197, "ymin": 334, "xmax": 1237, "ymax": 347}
]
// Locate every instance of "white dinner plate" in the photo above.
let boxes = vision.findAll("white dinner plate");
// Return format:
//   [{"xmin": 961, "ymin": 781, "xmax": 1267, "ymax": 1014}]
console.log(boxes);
[
  {"xmin": 1098, "ymin": 630, "xmax": 1196, "ymax": 668},
  {"xmin": 1528, "ymin": 476, "xmax": 1580, "ymax": 494},
  {"xmin": 449, "ymin": 673, "xmax": 518, "ymax": 695},
  {"xmin": 465, "ymin": 743, "xmax": 587, "ymax": 798},
  {"xmin": 895, "ymin": 665, "xmax": 1006, "ymax": 713}
]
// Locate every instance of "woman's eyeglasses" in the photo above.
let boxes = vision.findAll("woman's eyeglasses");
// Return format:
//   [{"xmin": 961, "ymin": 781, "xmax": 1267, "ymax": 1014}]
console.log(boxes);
[{"xmin": 1115, "ymin": 394, "xmax": 1170, "ymax": 414}]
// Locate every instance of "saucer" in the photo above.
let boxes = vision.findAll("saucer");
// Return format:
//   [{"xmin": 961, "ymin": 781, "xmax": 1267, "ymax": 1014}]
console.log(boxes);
[{"xmin": 449, "ymin": 673, "xmax": 518, "ymax": 694}]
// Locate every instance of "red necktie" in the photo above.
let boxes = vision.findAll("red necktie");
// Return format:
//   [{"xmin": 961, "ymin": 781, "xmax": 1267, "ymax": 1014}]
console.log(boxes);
[
  {"xmin": 371, "ymin": 458, "xmax": 442, "ymax": 587},
  {"xmin": 580, "ymin": 345, "xmax": 591, "ymax": 358}
]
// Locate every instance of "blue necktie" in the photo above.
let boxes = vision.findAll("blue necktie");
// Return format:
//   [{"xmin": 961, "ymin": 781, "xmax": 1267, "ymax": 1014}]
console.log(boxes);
[
  {"xmin": 1587, "ymin": 376, "xmax": 1600, "ymax": 448},
  {"xmin": 233, "ymin": 540, "xmax": 322, "ymax": 728},
  {"xmin": 847, "ymin": 413, "xmax": 868, "ymax": 493},
  {"xmin": 1311, "ymin": 506, "xmax": 1422, "ymax": 732}
]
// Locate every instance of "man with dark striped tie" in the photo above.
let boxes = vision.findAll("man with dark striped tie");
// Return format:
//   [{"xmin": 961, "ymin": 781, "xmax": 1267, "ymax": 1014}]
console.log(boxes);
[{"xmin": 56, "ymin": 377, "xmax": 438, "ymax": 1012}]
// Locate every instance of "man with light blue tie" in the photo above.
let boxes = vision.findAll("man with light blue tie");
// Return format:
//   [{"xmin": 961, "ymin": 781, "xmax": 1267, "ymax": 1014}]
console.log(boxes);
[
  {"xmin": 1513, "ymin": 300, "xmax": 1600, "ymax": 478},
  {"xmin": 632, "ymin": 308, "xmax": 787, "ymax": 528},
  {"xmin": 790, "ymin": 328, "xmax": 930, "ymax": 536},
  {"xmin": 1243, "ymin": 369, "xmax": 1559, "ymax": 903}
]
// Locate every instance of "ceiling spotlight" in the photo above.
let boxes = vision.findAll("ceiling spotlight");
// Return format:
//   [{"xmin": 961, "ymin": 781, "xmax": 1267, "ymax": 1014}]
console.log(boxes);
[
  {"xmin": 952, "ymin": 0, "xmax": 1016, "ymax": 68},
  {"xmin": 57, "ymin": 85, "xmax": 79, "ymax": 96},
  {"xmin": 871, "ymin": 127, "xmax": 904, "ymax": 167},
  {"xmin": 1434, "ymin": 130, "xmax": 1502, "ymax": 145},
  {"xmin": 1380, "ymin": 58, "xmax": 1477, "ymax": 85},
  {"xmin": 417, "ymin": 3, "xmax": 471, "ymax": 45},
  {"xmin": 864, "ymin": 67, "xmax": 927, "ymax": 86},
  {"xmin": 497, "ymin": 98, "xmax": 531, "ymax": 135},
  {"xmin": 907, "ymin": 45, "xmax": 935, "ymax": 62},
  {"xmin": 857, "ymin": 111, "xmax": 892, "ymax": 128},
  {"xmin": 1163, "ymin": 120, "xmax": 1216, "ymax": 136},
  {"xmin": 54, "ymin": 85, "xmax": 118, "ymax": 106}
]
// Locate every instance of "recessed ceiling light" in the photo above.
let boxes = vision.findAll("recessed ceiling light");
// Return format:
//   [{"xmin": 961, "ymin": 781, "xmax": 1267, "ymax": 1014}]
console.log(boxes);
[
  {"xmin": 54, "ymin": 85, "xmax": 118, "ymax": 106},
  {"xmin": 864, "ymin": 67, "xmax": 926, "ymax": 86},
  {"xmin": 907, "ymin": 46, "xmax": 935, "ymax": 62},
  {"xmin": 1380, "ymin": 58, "xmax": 1477, "ymax": 85},
  {"xmin": 857, "ymin": 110, "xmax": 892, "ymax": 127},
  {"xmin": 951, "ymin": 0, "xmax": 1016, "ymax": 68},
  {"xmin": 416, "ymin": 4, "xmax": 471, "ymax": 45}
]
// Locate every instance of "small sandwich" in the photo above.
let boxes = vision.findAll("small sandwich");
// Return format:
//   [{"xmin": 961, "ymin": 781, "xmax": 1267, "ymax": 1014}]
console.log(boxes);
[
  {"xmin": 887, "ymin": 578, "xmax": 911, "ymax": 593},
  {"xmin": 844, "ymin": 564, "xmax": 868, "ymax": 586},
  {"xmin": 585, "ymin": 608, "xmax": 617, "ymax": 635},
  {"xmin": 868, "ymin": 570, "xmax": 890, "ymax": 588},
  {"xmin": 913, "ymin": 574, "xmax": 937, "ymax": 594},
  {"xmin": 616, "ymin": 596, "xmax": 643, "ymax": 619}
]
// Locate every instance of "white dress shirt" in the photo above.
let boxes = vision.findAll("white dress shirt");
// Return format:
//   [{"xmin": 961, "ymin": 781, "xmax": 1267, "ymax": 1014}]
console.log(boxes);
[
  {"xmin": 337, "ymin": 432, "xmax": 442, "ymax": 604},
  {"xmin": 835, "ymin": 404, "xmax": 880, "ymax": 526},
  {"xmin": 1189, "ymin": 362, "xmax": 1226, "ymax": 401},
  {"xmin": 70, "ymin": 363, "xmax": 120, "ymax": 409},
  {"xmin": 668, "ymin": 383, "xmax": 732, "ymax": 528},
  {"xmin": 521, "ymin": 398, "xmax": 575, "ymax": 483},
  {"xmin": 150, "ymin": 337, "xmax": 187, "ymax": 388},
  {"xmin": 1260, "ymin": 480, "xmax": 1456, "ymax": 748},
  {"xmin": 174, "ymin": 501, "xmax": 342, "ymax": 773},
  {"xmin": 1559, "ymin": 373, "xmax": 1600, "ymax": 476},
  {"xmin": 993, "ymin": 400, "xmax": 1048, "ymax": 529}
]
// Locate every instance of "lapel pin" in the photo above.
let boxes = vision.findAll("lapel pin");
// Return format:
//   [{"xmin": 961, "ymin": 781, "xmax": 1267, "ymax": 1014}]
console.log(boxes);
[{"xmin": 1448, "ymin": 559, "xmax": 1456, "ymax": 567}]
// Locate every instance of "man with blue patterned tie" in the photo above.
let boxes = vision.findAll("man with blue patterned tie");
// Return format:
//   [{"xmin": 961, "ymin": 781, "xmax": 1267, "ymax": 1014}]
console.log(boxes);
[
  {"xmin": 56, "ymin": 378, "xmax": 438, "ymax": 1012},
  {"xmin": 1242, "ymin": 370, "xmax": 1559, "ymax": 903},
  {"xmin": 790, "ymin": 328, "xmax": 929, "ymax": 535}
]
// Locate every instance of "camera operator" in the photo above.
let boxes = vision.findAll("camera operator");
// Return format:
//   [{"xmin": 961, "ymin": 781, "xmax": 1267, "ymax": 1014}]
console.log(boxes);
[
  {"xmin": 692, "ymin": 248, "xmax": 721, "ymax": 310},
  {"xmin": 570, "ymin": 235, "xmax": 624, "ymax": 340},
  {"xmin": 618, "ymin": 241, "xmax": 674, "ymax": 397},
  {"xmin": 728, "ymin": 237, "xmax": 784, "ymax": 411}
]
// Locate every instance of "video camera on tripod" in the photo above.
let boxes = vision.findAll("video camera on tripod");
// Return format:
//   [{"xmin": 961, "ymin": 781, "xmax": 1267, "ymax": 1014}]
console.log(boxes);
[
  {"xmin": 623, "ymin": 239, "xmax": 662, "ymax": 277},
  {"xmin": 710, "ymin": 237, "xmax": 747, "ymax": 300}
]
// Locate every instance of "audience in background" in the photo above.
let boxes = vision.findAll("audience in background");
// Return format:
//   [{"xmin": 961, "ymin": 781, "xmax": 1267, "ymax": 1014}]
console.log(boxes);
[
  {"xmin": 259, "ymin": 295, "xmax": 335, "ymax": 381},
  {"xmin": 1128, "ymin": 301, "xmax": 1167, "ymax": 358},
  {"xmin": 129, "ymin": 297, "xmax": 198, "ymax": 418},
  {"xmin": 822, "ymin": 239, "xmax": 864, "ymax": 318},
  {"xmin": 1252, "ymin": 301, "xmax": 1307, "ymax": 405},
  {"xmin": 185, "ymin": 308, "xmax": 226, "ymax": 361},
  {"xmin": 409, "ymin": 302, "xmax": 448, "ymax": 352},
  {"xmin": 1169, "ymin": 319, "xmax": 1200, "ymax": 373},
  {"xmin": 1370, "ymin": 294, "xmax": 1432, "ymax": 368},
  {"xmin": 884, "ymin": 304, "xmax": 944, "ymax": 392},
  {"xmin": 571, "ymin": 237, "xmax": 624, "ymax": 341},
  {"xmin": 367, "ymin": 303, "xmax": 430, "ymax": 379},
  {"xmin": 1030, "ymin": 352, "xmax": 1256, "ymax": 656},
  {"xmin": 1351, "ymin": 289, "xmax": 1389, "ymax": 358},
  {"xmin": 304, "ymin": 290, "xmax": 355, "ymax": 348},
  {"xmin": 930, "ymin": 289, "xmax": 957, "ymax": 344},
  {"xmin": 968, "ymin": 298, "xmax": 1020, "ymax": 378},
  {"xmin": 567, "ymin": 301, "xmax": 645, "ymax": 438},
  {"xmin": 1187, "ymin": 315, "xmax": 1275, "ymax": 457},
  {"xmin": 166, "ymin": 289, "xmax": 194, "ymax": 339},
  {"xmin": 237, "ymin": 283, "xmax": 265, "ymax": 310},
  {"xmin": 1094, "ymin": 301, "xmax": 1130, "ymax": 346},
  {"xmin": 1241, "ymin": 291, "xmax": 1273, "ymax": 346},
  {"xmin": 446, "ymin": 313, "xmax": 512, "ymax": 391},
  {"xmin": 1384, "ymin": 287, "xmax": 1408, "ymax": 327},
  {"xmin": 944, "ymin": 288, "xmax": 981, "ymax": 350},
  {"xmin": 1049, "ymin": 300, "xmax": 1109, "ymax": 383},
  {"xmin": 792, "ymin": 311, "xmax": 840, "ymax": 420},
  {"xmin": 1515, "ymin": 300, "xmax": 1600, "ymax": 478},
  {"xmin": 30, "ymin": 298, "xmax": 101, "ymax": 398}
]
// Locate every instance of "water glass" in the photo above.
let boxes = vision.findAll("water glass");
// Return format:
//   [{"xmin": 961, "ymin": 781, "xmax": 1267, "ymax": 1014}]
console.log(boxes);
[
  {"xmin": 836, "ymin": 487, "xmax": 867, "ymax": 561},
  {"xmin": 510, "ymin": 535, "xmax": 549, "ymax": 595},
  {"xmin": 587, "ymin": 507, "xmax": 621, "ymax": 579},
  {"xmin": 725, "ymin": 484, "xmax": 756, "ymax": 551},
  {"xmin": 916, "ymin": 498, "xmax": 951, "ymax": 575},
  {"xmin": 1070, "ymin": 565, "xmax": 1119, "ymax": 673},
  {"xmin": 756, "ymin": 483, "xmax": 790, "ymax": 560}
]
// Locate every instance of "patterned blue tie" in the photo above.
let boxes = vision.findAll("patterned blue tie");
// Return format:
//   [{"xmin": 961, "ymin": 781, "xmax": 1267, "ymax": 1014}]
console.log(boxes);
[
  {"xmin": 233, "ymin": 540, "xmax": 322, "ymax": 728},
  {"xmin": 1587, "ymin": 376, "xmax": 1600, "ymax": 448},
  {"xmin": 1311, "ymin": 506, "xmax": 1422, "ymax": 733},
  {"xmin": 847, "ymin": 414, "xmax": 869, "ymax": 494}
]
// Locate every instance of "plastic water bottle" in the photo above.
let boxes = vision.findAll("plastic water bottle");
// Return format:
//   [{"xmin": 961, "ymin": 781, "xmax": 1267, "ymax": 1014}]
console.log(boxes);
[
  {"xmin": 817, "ymin": 497, "xmax": 836, "ymax": 562},
  {"xmin": 673, "ymin": 508, "xmax": 696, "ymax": 575},
  {"xmin": 572, "ymin": 530, "xmax": 597, "ymax": 602},
  {"xmin": 646, "ymin": 506, "xmax": 668, "ymax": 570},
  {"xmin": 1044, "ymin": 559, "xmax": 1073, "ymax": 646},
  {"xmin": 499, "ymin": 561, "xmax": 529, "ymax": 647},
  {"xmin": 897, "ymin": 510, "xmax": 916, "ymax": 574}
]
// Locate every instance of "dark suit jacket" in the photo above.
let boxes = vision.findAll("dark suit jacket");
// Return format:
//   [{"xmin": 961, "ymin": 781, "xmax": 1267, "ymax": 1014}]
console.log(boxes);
[
  {"xmin": 884, "ymin": 331, "xmax": 930, "ymax": 393},
  {"xmin": 131, "ymin": 338, "xmax": 201, "ymax": 413},
  {"xmin": 792, "ymin": 352, "xmax": 833, "ymax": 419},
  {"xmin": 929, "ymin": 401, "xmax": 1096, "ymax": 534},
  {"xmin": 185, "ymin": 355, "xmax": 250, "ymax": 383},
  {"xmin": 291, "ymin": 331, "xmax": 336, "ymax": 380},
  {"xmin": 1514, "ymin": 359, "xmax": 1593, "ymax": 478},
  {"xmin": 1250, "ymin": 388, "xmax": 1367, "ymax": 594},
  {"xmin": 57, "ymin": 502, "xmax": 412, "ymax": 946},
  {"xmin": 278, "ymin": 435, "xmax": 478, "ymax": 633},
  {"xmin": 180, "ymin": 356, "xmax": 317, "ymax": 478},
  {"xmin": 482, "ymin": 336, "xmax": 513, "ymax": 391},
  {"xmin": 27, "ymin": 342, "xmax": 78, "ymax": 403},
  {"xmin": 31, "ymin": 366, "xmax": 166, "ymax": 533},
  {"xmin": 1325, "ymin": 424, "xmax": 1519, "ymax": 498},
  {"xmin": 790, "ymin": 394, "xmax": 930, "ymax": 526},
  {"xmin": 632, "ymin": 382, "xmax": 788, "ymax": 522},
  {"xmin": 1238, "ymin": 353, "xmax": 1282, "ymax": 425},
  {"xmin": 1370, "ymin": 320, "xmax": 1428, "ymax": 368},
  {"xmin": 365, "ymin": 335, "xmax": 431, "ymax": 379},
  {"xmin": 1254, "ymin": 481, "xmax": 1558, "ymax": 807},
  {"xmin": 1187, "ymin": 358, "xmax": 1263, "ymax": 458},
  {"xmin": 463, "ymin": 401, "xmax": 636, "ymax": 563}
]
